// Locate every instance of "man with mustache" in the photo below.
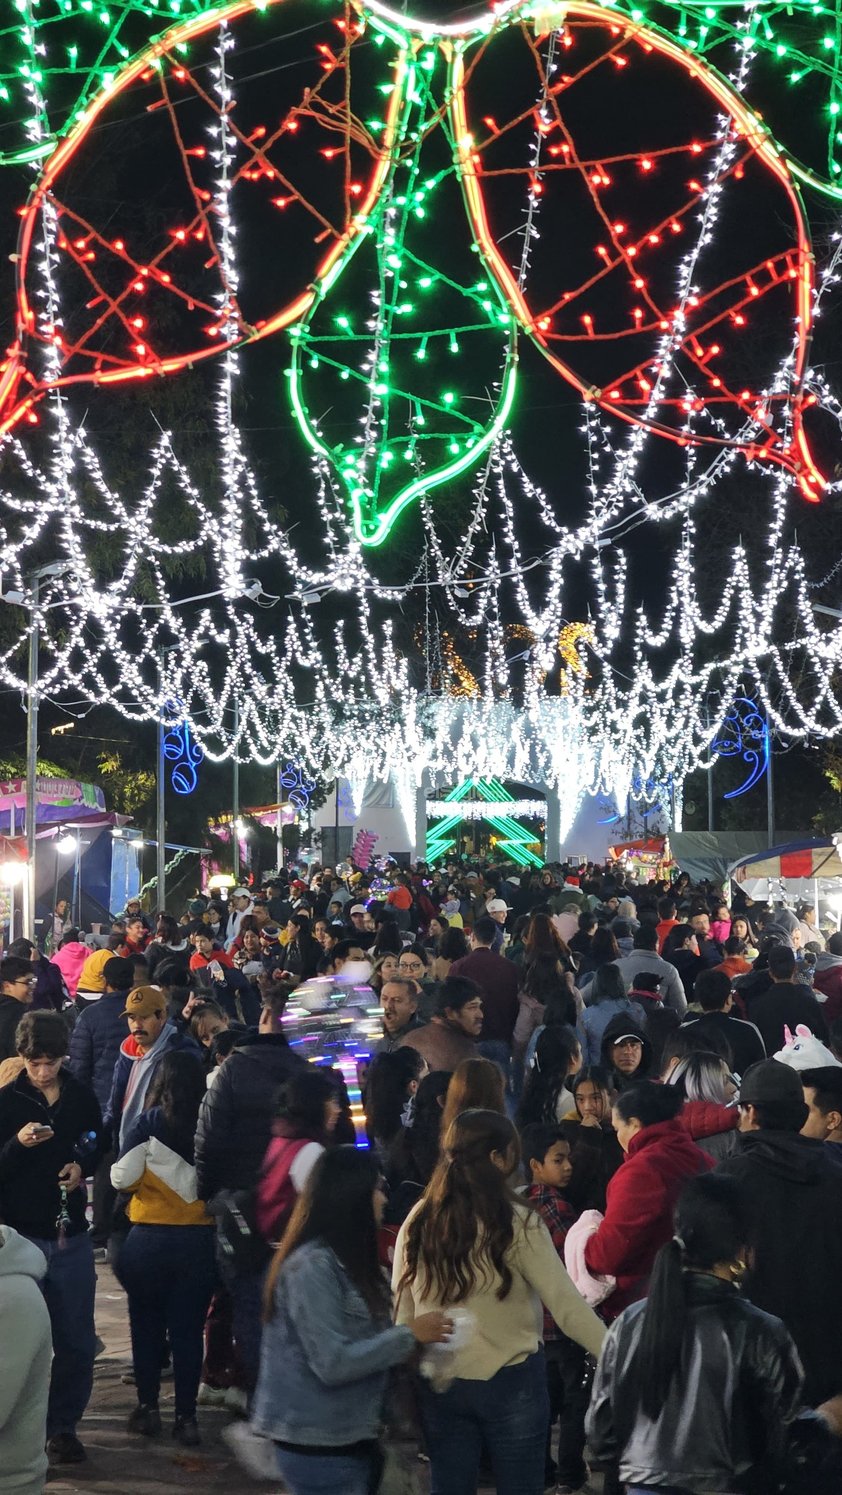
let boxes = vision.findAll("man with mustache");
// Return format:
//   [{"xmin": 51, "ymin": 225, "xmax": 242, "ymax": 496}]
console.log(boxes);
[
  {"xmin": 375, "ymin": 978, "xmax": 423, "ymax": 1054},
  {"xmin": 104, "ymin": 986, "xmax": 201, "ymax": 1156}
]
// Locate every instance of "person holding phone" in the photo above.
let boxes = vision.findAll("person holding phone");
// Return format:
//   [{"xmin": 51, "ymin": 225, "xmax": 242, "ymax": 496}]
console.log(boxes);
[
  {"xmin": 0, "ymin": 1009, "xmax": 103, "ymax": 1467},
  {"xmin": 189, "ymin": 931, "xmax": 260, "ymax": 1025}
]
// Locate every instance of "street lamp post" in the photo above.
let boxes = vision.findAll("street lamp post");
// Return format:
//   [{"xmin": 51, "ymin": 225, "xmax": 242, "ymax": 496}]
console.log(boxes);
[
  {"xmin": 232, "ymin": 693, "xmax": 240, "ymax": 882},
  {"xmin": 1, "ymin": 560, "xmax": 76, "ymax": 943}
]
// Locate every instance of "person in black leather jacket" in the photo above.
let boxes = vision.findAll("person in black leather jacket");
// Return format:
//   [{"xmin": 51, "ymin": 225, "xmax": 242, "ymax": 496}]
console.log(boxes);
[{"xmin": 587, "ymin": 1172, "xmax": 803, "ymax": 1494}]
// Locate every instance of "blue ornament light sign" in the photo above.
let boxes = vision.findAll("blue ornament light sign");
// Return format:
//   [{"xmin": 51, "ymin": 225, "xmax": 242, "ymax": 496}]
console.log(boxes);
[
  {"xmin": 279, "ymin": 762, "xmax": 316, "ymax": 811},
  {"xmin": 711, "ymin": 696, "xmax": 770, "ymax": 799},
  {"xmin": 163, "ymin": 704, "xmax": 203, "ymax": 795}
]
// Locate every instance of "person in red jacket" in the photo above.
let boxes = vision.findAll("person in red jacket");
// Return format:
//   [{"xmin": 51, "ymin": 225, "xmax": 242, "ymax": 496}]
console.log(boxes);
[{"xmin": 583, "ymin": 1082, "xmax": 712, "ymax": 1319}]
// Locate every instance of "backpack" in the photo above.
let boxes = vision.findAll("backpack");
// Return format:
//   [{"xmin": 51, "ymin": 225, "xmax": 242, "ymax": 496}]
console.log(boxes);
[
  {"xmin": 207, "ymin": 1187, "xmax": 271, "ymax": 1279},
  {"xmin": 255, "ymin": 1135, "xmax": 312, "ymax": 1243}
]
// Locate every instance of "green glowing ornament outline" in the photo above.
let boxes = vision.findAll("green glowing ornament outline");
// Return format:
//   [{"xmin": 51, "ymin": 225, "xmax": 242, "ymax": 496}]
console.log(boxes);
[{"xmin": 285, "ymin": 42, "xmax": 519, "ymax": 548}]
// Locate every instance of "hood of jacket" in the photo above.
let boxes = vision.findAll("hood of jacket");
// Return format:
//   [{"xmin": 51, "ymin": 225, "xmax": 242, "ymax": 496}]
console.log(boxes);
[
  {"xmin": 118, "ymin": 1023, "xmax": 197, "ymax": 1061},
  {"xmin": 734, "ymin": 1128, "xmax": 833, "ymax": 1183},
  {"xmin": 677, "ymin": 1098, "xmax": 739, "ymax": 1140},
  {"xmin": 0, "ymin": 1223, "xmax": 47, "ymax": 1282},
  {"xmin": 600, "ymin": 1012, "xmax": 652, "ymax": 1073},
  {"xmin": 625, "ymin": 1116, "xmax": 711, "ymax": 1169},
  {"xmin": 815, "ymin": 951, "xmax": 842, "ymax": 974},
  {"xmin": 733, "ymin": 963, "xmax": 772, "ymax": 997}
]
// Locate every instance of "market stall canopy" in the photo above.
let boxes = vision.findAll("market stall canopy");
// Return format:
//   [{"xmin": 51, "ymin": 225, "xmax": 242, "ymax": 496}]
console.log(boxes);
[
  {"xmin": 729, "ymin": 836, "xmax": 842, "ymax": 884},
  {"xmin": 0, "ymin": 776, "xmax": 106, "ymax": 836},
  {"xmin": 669, "ymin": 832, "xmax": 781, "ymax": 886},
  {"xmin": 608, "ymin": 837, "xmax": 666, "ymax": 856}
]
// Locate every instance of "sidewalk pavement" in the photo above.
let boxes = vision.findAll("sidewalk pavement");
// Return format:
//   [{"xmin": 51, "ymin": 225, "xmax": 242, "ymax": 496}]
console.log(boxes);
[
  {"xmin": 53, "ymin": 1262, "xmax": 602, "ymax": 1495},
  {"xmin": 46, "ymin": 1263, "xmax": 279, "ymax": 1495}
]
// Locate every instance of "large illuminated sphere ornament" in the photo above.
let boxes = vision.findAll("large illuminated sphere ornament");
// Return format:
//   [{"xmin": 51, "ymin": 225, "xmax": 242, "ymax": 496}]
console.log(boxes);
[{"xmin": 0, "ymin": 0, "xmax": 830, "ymax": 546}]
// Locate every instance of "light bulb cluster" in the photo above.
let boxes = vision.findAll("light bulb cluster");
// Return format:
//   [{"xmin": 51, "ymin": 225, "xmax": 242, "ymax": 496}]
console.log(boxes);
[{"xmin": 0, "ymin": 0, "xmax": 839, "ymax": 851}]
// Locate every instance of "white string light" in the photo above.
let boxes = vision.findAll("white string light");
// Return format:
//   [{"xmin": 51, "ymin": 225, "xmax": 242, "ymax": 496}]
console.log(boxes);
[{"xmin": 0, "ymin": 8, "xmax": 839, "ymax": 840}]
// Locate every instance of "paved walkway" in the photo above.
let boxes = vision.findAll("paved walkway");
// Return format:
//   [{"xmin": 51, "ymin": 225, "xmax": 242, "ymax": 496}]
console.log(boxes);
[
  {"xmin": 57, "ymin": 1264, "xmax": 602, "ymax": 1495},
  {"xmin": 47, "ymin": 1264, "xmax": 279, "ymax": 1495}
]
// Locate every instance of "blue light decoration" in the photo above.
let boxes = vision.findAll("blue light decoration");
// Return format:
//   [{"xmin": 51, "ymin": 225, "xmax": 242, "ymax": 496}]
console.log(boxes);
[
  {"xmin": 711, "ymin": 696, "xmax": 770, "ymax": 799},
  {"xmin": 279, "ymin": 761, "xmax": 316, "ymax": 811},
  {"xmin": 597, "ymin": 801, "xmax": 621, "ymax": 826},
  {"xmin": 337, "ymin": 782, "xmax": 356, "ymax": 823},
  {"xmin": 162, "ymin": 703, "xmax": 203, "ymax": 795}
]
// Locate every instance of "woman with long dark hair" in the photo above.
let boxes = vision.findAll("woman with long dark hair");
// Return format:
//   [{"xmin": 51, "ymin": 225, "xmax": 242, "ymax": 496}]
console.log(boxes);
[
  {"xmin": 578, "ymin": 965, "xmax": 647, "ymax": 1067},
  {"xmin": 587, "ymin": 1174, "xmax": 803, "ymax": 1494},
  {"xmin": 522, "ymin": 983, "xmax": 582, "ymax": 1076},
  {"xmin": 364, "ymin": 1047, "xmax": 426, "ymax": 1164},
  {"xmin": 523, "ymin": 912, "xmax": 573, "ymax": 968},
  {"xmin": 662, "ymin": 923, "xmax": 704, "ymax": 1001},
  {"xmin": 558, "ymin": 1066, "xmax": 624, "ymax": 1212},
  {"xmin": 568, "ymin": 909, "xmax": 597, "ymax": 962},
  {"xmin": 577, "ymin": 926, "xmax": 621, "ymax": 990},
  {"xmin": 730, "ymin": 913, "xmax": 759, "ymax": 961},
  {"xmin": 430, "ymin": 925, "xmax": 469, "ymax": 983},
  {"xmin": 370, "ymin": 919, "xmax": 402, "ymax": 959},
  {"xmin": 253, "ymin": 1148, "xmax": 452, "ymax": 1495},
  {"xmin": 393, "ymin": 1109, "xmax": 604, "ymax": 1495},
  {"xmin": 111, "ymin": 1050, "xmax": 215, "ymax": 1446},
  {"xmin": 369, "ymin": 951, "xmax": 399, "ymax": 995},
  {"xmin": 513, "ymin": 945, "xmax": 578, "ymax": 1080},
  {"xmin": 518, "ymin": 1025, "xmax": 583, "ymax": 1127}
]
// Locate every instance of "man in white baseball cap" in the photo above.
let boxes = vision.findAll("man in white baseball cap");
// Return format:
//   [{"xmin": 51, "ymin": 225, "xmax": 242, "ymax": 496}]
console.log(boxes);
[
  {"xmin": 347, "ymin": 904, "xmax": 374, "ymax": 950},
  {"xmin": 485, "ymin": 896, "xmax": 511, "ymax": 953},
  {"xmin": 224, "ymin": 887, "xmax": 253, "ymax": 950}
]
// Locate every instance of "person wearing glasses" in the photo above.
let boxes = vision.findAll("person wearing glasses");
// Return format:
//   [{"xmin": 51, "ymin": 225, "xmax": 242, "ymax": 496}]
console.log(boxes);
[
  {"xmin": 397, "ymin": 946, "xmax": 435, "ymax": 1019},
  {"xmin": 0, "ymin": 957, "xmax": 37, "ymax": 1063}
]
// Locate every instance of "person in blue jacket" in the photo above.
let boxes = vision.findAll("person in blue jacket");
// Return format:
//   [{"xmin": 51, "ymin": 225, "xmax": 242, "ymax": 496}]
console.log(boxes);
[
  {"xmin": 252, "ymin": 1147, "xmax": 453, "ymax": 1495},
  {"xmin": 67, "ymin": 955, "xmax": 137, "ymax": 1251}
]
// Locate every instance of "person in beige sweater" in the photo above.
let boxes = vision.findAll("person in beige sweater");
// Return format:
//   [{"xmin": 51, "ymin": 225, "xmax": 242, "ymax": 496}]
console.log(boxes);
[{"xmin": 392, "ymin": 1109, "xmax": 605, "ymax": 1495}]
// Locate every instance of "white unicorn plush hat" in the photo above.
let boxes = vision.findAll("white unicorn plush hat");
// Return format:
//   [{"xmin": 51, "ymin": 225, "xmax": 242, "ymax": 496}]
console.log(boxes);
[{"xmin": 773, "ymin": 1025, "xmax": 841, "ymax": 1071}]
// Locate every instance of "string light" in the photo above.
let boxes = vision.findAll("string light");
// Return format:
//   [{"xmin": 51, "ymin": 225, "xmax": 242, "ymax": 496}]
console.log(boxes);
[{"xmin": 0, "ymin": 0, "xmax": 838, "ymax": 847}]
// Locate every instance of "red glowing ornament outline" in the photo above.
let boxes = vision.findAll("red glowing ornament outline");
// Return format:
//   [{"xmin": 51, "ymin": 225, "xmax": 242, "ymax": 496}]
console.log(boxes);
[{"xmin": 0, "ymin": 0, "xmax": 827, "ymax": 540}]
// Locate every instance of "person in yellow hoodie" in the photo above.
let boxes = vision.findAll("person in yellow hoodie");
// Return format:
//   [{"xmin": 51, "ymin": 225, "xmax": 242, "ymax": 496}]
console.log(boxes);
[
  {"xmin": 75, "ymin": 939, "xmax": 124, "ymax": 1010},
  {"xmin": 111, "ymin": 1050, "xmax": 215, "ymax": 1448}
]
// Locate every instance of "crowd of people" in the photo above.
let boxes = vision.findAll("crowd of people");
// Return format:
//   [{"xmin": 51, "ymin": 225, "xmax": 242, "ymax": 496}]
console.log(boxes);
[{"xmin": 2, "ymin": 856, "xmax": 842, "ymax": 1494}]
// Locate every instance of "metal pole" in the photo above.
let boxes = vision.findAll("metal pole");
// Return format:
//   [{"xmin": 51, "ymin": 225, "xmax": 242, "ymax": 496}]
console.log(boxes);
[
  {"xmin": 707, "ymin": 763, "xmax": 714, "ymax": 834},
  {"xmin": 232, "ymin": 694, "xmax": 240, "ymax": 881},
  {"xmin": 156, "ymin": 655, "xmax": 167, "ymax": 912},
  {"xmin": 24, "ymin": 573, "xmax": 39, "ymax": 942},
  {"xmin": 276, "ymin": 762, "xmax": 283, "ymax": 873},
  {"xmin": 9, "ymin": 800, "xmax": 16, "ymax": 946},
  {"xmin": 334, "ymin": 776, "xmax": 340, "ymax": 868},
  {"xmin": 51, "ymin": 843, "xmax": 60, "ymax": 953},
  {"xmin": 71, "ymin": 831, "xmax": 81, "ymax": 928},
  {"xmin": 766, "ymin": 717, "xmax": 775, "ymax": 847}
]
